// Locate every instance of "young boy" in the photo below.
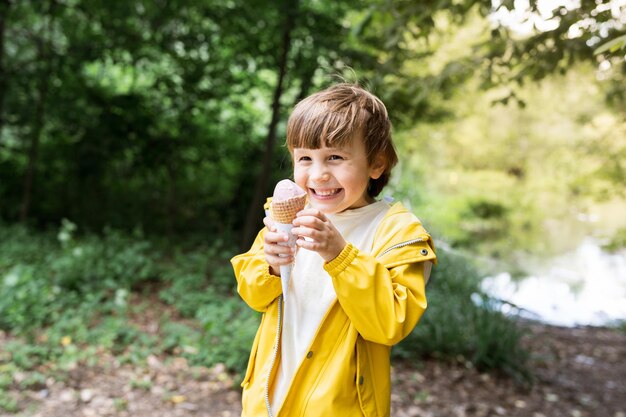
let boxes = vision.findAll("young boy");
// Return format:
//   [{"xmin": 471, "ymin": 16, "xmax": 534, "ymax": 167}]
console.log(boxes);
[{"xmin": 231, "ymin": 83, "xmax": 436, "ymax": 417}]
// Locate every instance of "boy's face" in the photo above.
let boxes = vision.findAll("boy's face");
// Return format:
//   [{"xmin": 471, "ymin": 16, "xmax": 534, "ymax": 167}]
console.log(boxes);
[{"xmin": 293, "ymin": 133, "xmax": 385, "ymax": 214}]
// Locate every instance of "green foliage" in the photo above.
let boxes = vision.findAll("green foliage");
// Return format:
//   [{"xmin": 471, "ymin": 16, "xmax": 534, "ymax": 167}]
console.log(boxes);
[
  {"xmin": 159, "ymin": 241, "xmax": 235, "ymax": 316},
  {"xmin": 398, "ymin": 64, "xmax": 626, "ymax": 261},
  {"xmin": 0, "ymin": 390, "xmax": 18, "ymax": 413},
  {"xmin": 195, "ymin": 297, "xmax": 259, "ymax": 376},
  {"xmin": 603, "ymin": 228, "xmax": 626, "ymax": 253},
  {"xmin": 0, "ymin": 217, "xmax": 533, "ymax": 386},
  {"xmin": 0, "ymin": 222, "xmax": 256, "ymax": 378},
  {"xmin": 394, "ymin": 250, "xmax": 532, "ymax": 385},
  {"xmin": 157, "ymin": 321, "xmax": 200, "ymax": 355},
  {"xmin": 0, "ymin": 221, "xmax": 157, "ymax": 335},
  {"xmin": 0, "ymin": 371, "xmax": 11, "ymax": 390},
  {"xmin": 611, "ymin": 319, "xmax": 626, "ymax": 333},
  {"xmin": 156, "ymin": 242, "xmax": 257, "ymax": 375},
  {"xmin": 594, "ymin": 34, "xmax": 626, "ymax": 56},
  {"xmin": 159, "ymin": 271, "xmax": 219, "ymax": 318},
  {"xmin": 51, "ymin": 226, "xmax": 157, "ymax": 293},
  {"xmin": 0, "ymin": 221, "xmax": 164, "ymax": 381}
]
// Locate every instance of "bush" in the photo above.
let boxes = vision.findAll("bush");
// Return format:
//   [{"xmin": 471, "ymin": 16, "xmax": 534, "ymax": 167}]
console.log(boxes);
[
  {"xmin": 159, "ymin": 241, "xmax": 236, "ymax": 317},
  {"xmin": 393, "ymin": 249, "xmax": 532, "ymax": 385},
  {"xmin": 0, "ymin": 221, "xmax": 158, "ymax": 335},
  {"xmin": 0, "ymin": 222, "xmax": 532, "ymax": 384},
  {"xmin": 195, "ymin": 296, "xmax": 259, "ymax": 376},
  {"xmin": 0, "ymin": 221, "xmax": 166, "ymax": 378},
  {"xmin": 50, "ymin": 224, "xmax": 158, "ymax": 293}
]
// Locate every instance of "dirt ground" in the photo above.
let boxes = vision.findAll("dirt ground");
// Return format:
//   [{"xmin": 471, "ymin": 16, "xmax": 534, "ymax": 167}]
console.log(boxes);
[{"xmin": 3, "ymin": 322, "xmax": 625, "ymax": 417}]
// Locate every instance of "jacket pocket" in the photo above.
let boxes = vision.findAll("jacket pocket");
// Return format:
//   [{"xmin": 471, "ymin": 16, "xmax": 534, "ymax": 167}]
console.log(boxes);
[{"xmin": 355, "ymin": 337, "xmax": 378, "ymax": 417}]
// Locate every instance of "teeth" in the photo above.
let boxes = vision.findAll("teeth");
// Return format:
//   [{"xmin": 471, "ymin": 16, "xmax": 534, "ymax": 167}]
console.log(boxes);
[{"xmin": 314, "ymin": 189, "xmax": 339, "ymax": 196}]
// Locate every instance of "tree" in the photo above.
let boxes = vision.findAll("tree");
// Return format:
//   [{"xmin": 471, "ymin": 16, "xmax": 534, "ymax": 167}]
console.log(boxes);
[
  {"xmin": 483, "ymin": 0, "xmax": 625, "ymax": 108},
  {"xmin": 241, "ymin": 0, "xmax": 299, "ymax": 250}
]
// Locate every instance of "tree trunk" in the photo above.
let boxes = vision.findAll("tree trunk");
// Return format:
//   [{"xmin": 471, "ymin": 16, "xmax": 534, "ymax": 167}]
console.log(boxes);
[
  {"xmin": 240, "ymin": 0, "xmax": 299, "ymax": 250},
  {"xmin": 294, "ymin": 64, "xmax": 316, "ymax": 107},
  {"xmin": 20, "ymin": 1, "xmax": 54, "ymax": 222},
  {"xmin": 165, "ymin": 161, "xmax": 177, "ymax": 238},
  {"xmin": 0, "ymin": 0, "xmax": 10, "ymax": 142}
]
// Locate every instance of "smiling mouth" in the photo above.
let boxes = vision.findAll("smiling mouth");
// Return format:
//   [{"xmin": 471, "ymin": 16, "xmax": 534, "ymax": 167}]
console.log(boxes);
[{"xmin": 310, "ymin": 188, "xmax": 342, "ymax": 198}]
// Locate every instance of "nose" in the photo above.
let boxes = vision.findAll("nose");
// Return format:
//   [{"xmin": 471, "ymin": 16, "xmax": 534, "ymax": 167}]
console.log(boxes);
[{"xmin": 310, "ymin": 162, "xmax": 330, "ymax": 183}]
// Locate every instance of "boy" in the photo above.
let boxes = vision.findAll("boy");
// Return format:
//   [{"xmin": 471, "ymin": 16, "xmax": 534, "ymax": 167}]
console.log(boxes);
[{"xmin": 231, "ymin": 83, "xmax": 436, "ymax": 417}]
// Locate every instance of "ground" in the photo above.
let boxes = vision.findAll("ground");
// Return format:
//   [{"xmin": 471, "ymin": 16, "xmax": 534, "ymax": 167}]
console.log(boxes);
[{"xmin": 2, "ymin": 321, "xmax": 625, "ymax": 417}]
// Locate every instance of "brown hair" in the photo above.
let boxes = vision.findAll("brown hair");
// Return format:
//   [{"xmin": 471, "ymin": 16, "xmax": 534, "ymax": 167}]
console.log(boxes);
[{"xmin": 286, "ymin": 83, "xmax": 398, "ymax": 197}]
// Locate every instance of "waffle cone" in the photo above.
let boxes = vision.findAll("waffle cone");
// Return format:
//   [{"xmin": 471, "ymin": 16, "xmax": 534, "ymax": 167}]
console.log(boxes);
[{"xmin": 271, "ymin": 194, "xmax": 307, "ymax": 223}]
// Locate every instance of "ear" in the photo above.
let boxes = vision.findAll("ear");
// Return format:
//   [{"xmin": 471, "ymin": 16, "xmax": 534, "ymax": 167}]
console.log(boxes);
[{"xmin": 369, "ymin": 154, "xmax": 386, "ymax": 180}]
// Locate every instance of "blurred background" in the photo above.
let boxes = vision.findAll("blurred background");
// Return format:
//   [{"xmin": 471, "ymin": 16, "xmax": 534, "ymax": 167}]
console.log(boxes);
[{"xmin": 0, "ymin": 0, "xmax": 624, "ymax": 416}]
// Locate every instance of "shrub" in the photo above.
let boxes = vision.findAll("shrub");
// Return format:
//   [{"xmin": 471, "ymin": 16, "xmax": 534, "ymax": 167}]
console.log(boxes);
[
  {"xmin": 195, "ymin": 296, "xmax": 259, "ymax": 376},
  {"xmin": 0, "ymin": 222, "xmax": 532, "ymax": 384},
  {"xmin": 50, "ymin": 226, "xmax": 158, "ymax": 293},
  {"xmin": 159, "ymin": 241, "xmax": 237, "ymax": 317},
  {"xmin": 393, "ymin": 249, "xmax": 532, "ymax": 385},
  {"xmin": 0, "ymin": 221, "xmax": 160, "ymax": 334}
]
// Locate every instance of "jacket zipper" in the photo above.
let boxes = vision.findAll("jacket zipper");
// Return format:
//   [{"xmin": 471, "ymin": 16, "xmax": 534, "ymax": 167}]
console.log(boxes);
[
  {"xmin": 378, "ymin": 237, "xmax": 425, "ymax": 258},
  {"xmin": 265, "ymin": 294, "xmax": 282, "ymax": 417}
]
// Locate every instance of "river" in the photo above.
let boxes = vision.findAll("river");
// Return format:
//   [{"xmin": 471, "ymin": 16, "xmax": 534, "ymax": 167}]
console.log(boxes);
[{"xmin": 481, "ymin": 238, "xmax": 626, "ymax": 327}]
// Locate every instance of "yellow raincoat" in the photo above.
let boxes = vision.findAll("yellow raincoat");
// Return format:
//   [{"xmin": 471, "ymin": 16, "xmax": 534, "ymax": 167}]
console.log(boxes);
[{"xmin": 231, "ymin": 202, "xmax": 436, "ymax": 417}]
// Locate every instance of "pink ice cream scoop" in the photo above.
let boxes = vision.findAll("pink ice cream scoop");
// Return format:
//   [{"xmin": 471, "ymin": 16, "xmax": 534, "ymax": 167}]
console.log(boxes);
[{"xmin": 273, "ymin": 179, "xmax": 306, "ymax": 200}]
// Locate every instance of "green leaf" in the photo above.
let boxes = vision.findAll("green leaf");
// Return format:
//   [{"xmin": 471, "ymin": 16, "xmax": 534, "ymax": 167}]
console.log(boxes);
[{"xmin": 594, "ymin": 34, "xmax": 626, "ymax": 55}]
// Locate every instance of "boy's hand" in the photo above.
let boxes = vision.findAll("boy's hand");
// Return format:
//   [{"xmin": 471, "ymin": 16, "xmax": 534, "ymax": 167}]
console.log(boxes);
[
  {"xmin": 263, "ymin": 217, "xmax": 294, "ymax": 276},
  {"xmin": 292, "ymin": 209, "xmax": 347, "ymax": 262}
]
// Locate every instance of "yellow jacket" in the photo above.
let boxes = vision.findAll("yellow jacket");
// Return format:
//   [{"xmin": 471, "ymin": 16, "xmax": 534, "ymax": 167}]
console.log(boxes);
[{"xmin": 231, "ymin": 202, "xmax": 436, "ymax": 417}]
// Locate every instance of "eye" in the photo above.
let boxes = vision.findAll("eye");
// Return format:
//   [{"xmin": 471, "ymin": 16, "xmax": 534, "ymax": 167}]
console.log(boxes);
[
  {"xmin": 298, "ymin": 156, "xmax": 311, "ymax": 162},
  {"xmin": 328, "ymin": 155, "xmax": 343, "ymax": 161}
]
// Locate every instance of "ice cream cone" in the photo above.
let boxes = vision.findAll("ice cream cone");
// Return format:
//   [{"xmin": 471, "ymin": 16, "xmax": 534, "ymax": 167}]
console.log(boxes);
[
  {"xmin": 270, "ymin": 180, "xmax": 307, "ymax": 301},
  {"xmin": 270, "ymin": 194, "xmax": 307, "ymax": 223}
]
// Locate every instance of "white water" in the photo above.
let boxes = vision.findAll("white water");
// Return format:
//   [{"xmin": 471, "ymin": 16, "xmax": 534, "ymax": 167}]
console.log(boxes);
[{"xmin": 481, "ymin": 238, "xmax": 626, "ymax": 327}]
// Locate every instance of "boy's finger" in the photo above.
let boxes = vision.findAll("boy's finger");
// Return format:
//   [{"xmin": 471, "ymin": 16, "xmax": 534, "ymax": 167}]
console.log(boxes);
[
  {"xmin": 295, "ymin": 237, "xmax": 319, "ymax": 251},
  {"xmin": 292, "ymin": 215, "xmax": 325, "ymax": 229},
  {"xmin": 296, "ymin": 208, "xmax": 327, "ymax": 221},
  {"xmin": 265, "ymin": 230, "xmax": 289, "ymax": 242},
  {"xmin": 263, "ymin": 216, "xmax": 276, "ymax": 232},
  {"xmin": 266, "ymin": 254, "xmax": 294, "ymax": 266},
  {"xmin": 265, "ymin": 243, "xmax": 294, "ymax": 256},
  {"xmin": 291, "ymin": 226, "xmax": 320, "ymax": 240}
]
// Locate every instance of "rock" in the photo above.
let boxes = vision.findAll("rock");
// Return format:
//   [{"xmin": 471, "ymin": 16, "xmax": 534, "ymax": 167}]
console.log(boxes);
[
  {"xmin": 211, "ymin": 363, "xmax": 227, "ymax": 377},
  {"xmin": 170, "ymin": 394, "xmax": 187, "ymax": 404},
  {"xmin": 59, "ymin": 389, "xmax": 75, "ymax": 402},
  {"xmin": 178, "ymin": 402, "xmax": 199, "ymax": 411},
  {"xmin": 171, "ymin": 357, "xmax": 188, "ymax": 370},
  {"xmin": 147, "ymin": 355, "xmax": 162, "ymax": 370},
  {"xmin": 514, "ymin": 399, "xmax": 527, "ymax": 408},
  {"xmin": 406, "ymin": 405, "xmax": 423, "ymax": 417},
  {"xmin": 545, "ymin": 393, "xmax": 559, "ymax": 402},
  {"xmin": 80, "ymin": 388, "xmax": 94, "ymax": 403},
  {"xmin": 82, "ymin": 408, "xmax": 97, "ymax": 417},
  {"xmin": 494, "ymin": 405, "xmax": 507, "ymax": 415}
]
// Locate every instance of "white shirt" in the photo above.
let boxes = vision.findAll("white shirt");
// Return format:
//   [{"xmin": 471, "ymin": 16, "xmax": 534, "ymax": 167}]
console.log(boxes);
[{"xmin": 270, "ymin": 200, "xmax": 391, "ymax": 415}]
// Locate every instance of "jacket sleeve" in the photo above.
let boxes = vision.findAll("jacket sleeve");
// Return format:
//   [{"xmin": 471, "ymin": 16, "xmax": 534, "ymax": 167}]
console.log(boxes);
[
  {"xmin": 323, "ymin": 242, "xmax": 431, "ymax": 346},
  {"xmin": 230, "ymin": 228, "xmax": 283, "ymax": 312}
]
